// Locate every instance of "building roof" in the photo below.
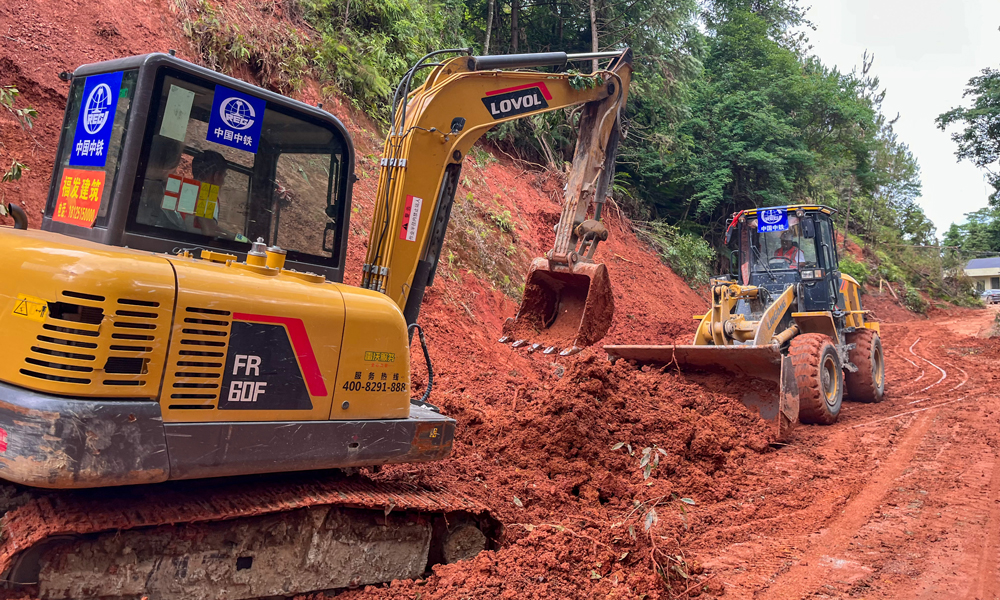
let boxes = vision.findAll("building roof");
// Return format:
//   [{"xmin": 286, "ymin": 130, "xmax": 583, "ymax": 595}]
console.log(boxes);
[{"xmin": 966, "ymin": 257, "xmax": 1000, "ymax": 270}]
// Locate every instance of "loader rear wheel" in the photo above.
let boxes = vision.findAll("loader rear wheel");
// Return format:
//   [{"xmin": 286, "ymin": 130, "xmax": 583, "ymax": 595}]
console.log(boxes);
[
  {"xmin": 790, "ymin": 333, "xmax": 843, "ymax": 425},
  {"xmin": 845, "ymin": 328, "xmax": 885, "ymax": 403}
]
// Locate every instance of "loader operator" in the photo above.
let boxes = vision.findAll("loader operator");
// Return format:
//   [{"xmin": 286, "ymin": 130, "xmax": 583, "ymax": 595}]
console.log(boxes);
[{"xmin": 774, "ymin": 230, "xmax": 805, "ymax": 268}]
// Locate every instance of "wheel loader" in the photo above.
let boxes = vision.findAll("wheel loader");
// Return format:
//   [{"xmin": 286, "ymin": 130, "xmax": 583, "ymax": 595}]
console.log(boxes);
[
  {"xmin": 0, "ymin": 49, "xmax": 630, "ymax": 598},
  {"xmin": 606, "ymin": 205, "xmax": 886, "ymax": 439}
]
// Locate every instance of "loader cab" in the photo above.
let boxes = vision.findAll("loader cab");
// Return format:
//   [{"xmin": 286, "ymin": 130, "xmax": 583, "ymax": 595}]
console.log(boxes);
[
  {"xmin": 41, "ymin": 53, "xmax": 355, "ymax": 282},
  {"xmin": 731, "ymin": 205, "xmax": 843, "ymax": 312}
]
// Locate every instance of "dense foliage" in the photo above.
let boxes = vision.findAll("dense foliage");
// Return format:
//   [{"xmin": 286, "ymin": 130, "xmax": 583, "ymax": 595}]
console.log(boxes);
[{"xmin": 943, "ymin": 207, "xmax": 1000, "ymax": 255}]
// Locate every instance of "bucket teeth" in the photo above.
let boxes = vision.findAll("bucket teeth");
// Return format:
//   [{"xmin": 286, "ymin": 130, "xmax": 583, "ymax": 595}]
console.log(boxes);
[
  {"xmin": 498, "ymin": 335, "xmax": 512, "ymax": 344},
  {"xmin": 542, "ymin": 346, "xmax": 559, "ymax": 355},
  {"xmin": 527, "ymin": 343, "xmax": 542, "ymax": 353},
  {"xmin": 511, "ymin": 339, "xmax": 529, "ymax": 348},
  {"xmin": 559, "ymin": 346, "xmax": 582, "ymax": 357}
]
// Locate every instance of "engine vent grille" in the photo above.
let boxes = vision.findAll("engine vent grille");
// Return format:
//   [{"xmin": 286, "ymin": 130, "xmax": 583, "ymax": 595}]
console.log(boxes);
[
  {"xmin": 19, "ymin": 291, "xmax": 163, "ymax": 393},
  {"xmin": 169, "ymin": 307, "xmax": 232, "ymax": 407}
]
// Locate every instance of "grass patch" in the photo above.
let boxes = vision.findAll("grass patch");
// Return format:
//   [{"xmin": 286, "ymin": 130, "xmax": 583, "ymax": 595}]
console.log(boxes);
[{"xmin": 178, "ymin": 0, "xmax": 311, "ymax": 93}]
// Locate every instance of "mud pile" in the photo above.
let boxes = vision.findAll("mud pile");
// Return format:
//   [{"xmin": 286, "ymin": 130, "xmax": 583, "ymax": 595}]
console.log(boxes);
[{"xmin": 353, "ymin": 355, "xmax": 773, "ymax": 599}]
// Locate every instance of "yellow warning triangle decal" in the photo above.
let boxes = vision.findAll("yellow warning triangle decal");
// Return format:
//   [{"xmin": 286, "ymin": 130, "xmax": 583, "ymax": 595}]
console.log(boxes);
[{"xmin": 12, "ymin": 300, "xmax": 28, "ymax": 317}]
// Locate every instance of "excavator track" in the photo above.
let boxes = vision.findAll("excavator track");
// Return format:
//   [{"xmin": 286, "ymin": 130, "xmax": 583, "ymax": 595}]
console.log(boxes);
[{"xmin": 0, "ymin": 473, "xmax": 498, "ymax": 600}]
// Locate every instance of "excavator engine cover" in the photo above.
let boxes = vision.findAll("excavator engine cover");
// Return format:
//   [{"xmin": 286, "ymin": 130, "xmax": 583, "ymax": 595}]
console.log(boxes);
[{"xmin": 501, "ymin": 258, "xmax": 615, "ymax": 355}]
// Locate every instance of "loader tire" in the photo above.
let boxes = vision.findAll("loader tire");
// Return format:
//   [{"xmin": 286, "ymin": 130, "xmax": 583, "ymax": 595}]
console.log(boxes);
[
  {"xmin": 790, "ymin": 333, "xmax": 843, "ymax": 425},
  {"xmin": 845, "ymin": 328, "xmax": 885, "ymax": 403}
]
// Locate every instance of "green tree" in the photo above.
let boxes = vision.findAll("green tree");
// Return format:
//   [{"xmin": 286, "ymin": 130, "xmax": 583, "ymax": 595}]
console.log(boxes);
[{"xmin": 936, "ymin": 67, "xmax": 1000, "ymax": 204}]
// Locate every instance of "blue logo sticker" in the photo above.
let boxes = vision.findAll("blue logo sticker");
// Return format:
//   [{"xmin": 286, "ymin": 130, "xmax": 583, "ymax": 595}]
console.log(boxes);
[
  {"xmin": 757, "ymin": 208, "xmax": 789, "ymax": 233},
  {"xmin": 69, "ymin": 71, "xmax": 124, "ymax": 167},
  {"xmin": 207, "ymin": 86, "xmax": 266, "ymax": 153}
]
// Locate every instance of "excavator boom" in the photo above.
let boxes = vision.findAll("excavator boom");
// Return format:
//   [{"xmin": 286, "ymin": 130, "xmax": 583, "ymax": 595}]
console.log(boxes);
[{"xmin": 360, "ymin": 49, "xmax": 632, "ymax": 351}]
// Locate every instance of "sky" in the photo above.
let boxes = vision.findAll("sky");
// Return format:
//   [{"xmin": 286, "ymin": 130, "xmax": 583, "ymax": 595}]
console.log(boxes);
[{"xmin": 801, "ymin": 0, "xmax": 1000, "ymax": 237}]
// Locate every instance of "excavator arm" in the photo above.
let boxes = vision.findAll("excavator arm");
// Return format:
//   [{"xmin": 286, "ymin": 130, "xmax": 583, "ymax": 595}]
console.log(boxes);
[{"xmin": 361, "ymin": 49, "xmax": 632, "ymax": 332}]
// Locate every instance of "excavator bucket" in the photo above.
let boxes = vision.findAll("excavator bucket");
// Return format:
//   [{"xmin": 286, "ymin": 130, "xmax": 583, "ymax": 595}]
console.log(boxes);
[
  {"xmin": 500, "ymin": 258, "xmax": 615, "ymax": 355},
  {"xmin": 603, "ymin": 344, "xmax": 799, "ymax": 441}
]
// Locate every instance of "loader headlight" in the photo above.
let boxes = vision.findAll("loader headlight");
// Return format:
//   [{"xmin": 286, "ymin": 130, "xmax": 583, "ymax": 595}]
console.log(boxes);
[{"xmin": 800, "ymin": 269, "xmax": 824, "ymax": 280}]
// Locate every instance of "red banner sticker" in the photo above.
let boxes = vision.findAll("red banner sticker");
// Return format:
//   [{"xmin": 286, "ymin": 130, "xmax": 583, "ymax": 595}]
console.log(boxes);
[
  {"xmin": 53, "ymin": 168, "xmax": 106, "ymax": 228},
  {"xmin": 399, "ymin": 195, "xmax": 423, "ymax": 242},
  {"xmin": 0, "ymin": 427, "xmax": 8, "ymax": 453}
]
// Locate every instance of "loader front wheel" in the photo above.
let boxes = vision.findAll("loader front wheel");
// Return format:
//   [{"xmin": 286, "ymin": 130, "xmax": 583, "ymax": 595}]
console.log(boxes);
[
  {"xmin": 790, "ymin": 333, "xmax": 843, "ymax": 425},
  {"xmin": 845, "ymin": 329, "xmax": 885, "ymax": 403}
]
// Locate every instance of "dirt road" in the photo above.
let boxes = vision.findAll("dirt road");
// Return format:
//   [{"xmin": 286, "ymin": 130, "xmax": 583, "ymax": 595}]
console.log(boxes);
[{"xmin": 693, "ymin": 305, "xmax": 1000, "ymax": 599}]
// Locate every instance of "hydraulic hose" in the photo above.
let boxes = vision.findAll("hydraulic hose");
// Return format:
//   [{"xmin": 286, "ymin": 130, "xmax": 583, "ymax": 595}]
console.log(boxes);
[{"xmin": 407, "ymin": 323, "xmax": 438, "ymax": 411}]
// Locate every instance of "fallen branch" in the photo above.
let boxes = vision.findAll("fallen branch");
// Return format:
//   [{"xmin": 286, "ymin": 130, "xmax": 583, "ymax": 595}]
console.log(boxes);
[
  {"xmin": 516, "ymin": 523, "xmax": 609, "ymax": 548},
  {"xmin": 671, "ymin": 572, "xmax": 718, "ymax": 600},
  {"xmin": 880, "ymin": 278, "xmax": 905, "ymax": 308}
]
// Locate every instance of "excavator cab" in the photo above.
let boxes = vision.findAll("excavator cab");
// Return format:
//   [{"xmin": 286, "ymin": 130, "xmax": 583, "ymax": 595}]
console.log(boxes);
[{"xmin": 42, "ymin": 53, "xmax": 354, "ymax": 281}]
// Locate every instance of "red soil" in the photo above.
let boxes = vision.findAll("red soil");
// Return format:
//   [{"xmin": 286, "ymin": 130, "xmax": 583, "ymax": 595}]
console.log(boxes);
[{"xmin": 7, "ymin": 3, "xmax": 1000, "ymax": 600}]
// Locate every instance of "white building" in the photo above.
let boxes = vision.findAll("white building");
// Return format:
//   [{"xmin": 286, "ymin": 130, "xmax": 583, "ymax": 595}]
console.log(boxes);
[{"xmin": 965, "ymin": 257, "xmax": 1000, "ymax": 291}]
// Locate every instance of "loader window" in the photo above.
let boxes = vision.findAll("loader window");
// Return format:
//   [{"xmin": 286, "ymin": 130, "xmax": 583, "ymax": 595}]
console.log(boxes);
[
  {"xmin": 127, "ymin": 69, "xmax": 347, "ymax": 268},
  {"xmin": 749, "ymin": 216, "xmax": 818, "ymax": 272}
]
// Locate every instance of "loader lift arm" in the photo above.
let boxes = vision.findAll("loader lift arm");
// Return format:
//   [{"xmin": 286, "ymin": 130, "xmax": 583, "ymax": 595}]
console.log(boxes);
[{"xmin": 360, "ymin": 49, "xmax": 632, "ymax": 332}]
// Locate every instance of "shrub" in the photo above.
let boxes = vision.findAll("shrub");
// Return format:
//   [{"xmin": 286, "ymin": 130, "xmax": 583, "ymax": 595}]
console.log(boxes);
[
  {"xmin": 179, "ymin": 0, "xmax": 311, "ymax": 93},
  {"xmin": 838, "ymin": 255, "xmax": 870, "ymax": 286},
  {"xmin": 0, "ymin": 85, "xmax": 37, "ymax": 210},
  {"xmin": 901, "ymin": 282, "xmax": 929, "ymax": 314}
]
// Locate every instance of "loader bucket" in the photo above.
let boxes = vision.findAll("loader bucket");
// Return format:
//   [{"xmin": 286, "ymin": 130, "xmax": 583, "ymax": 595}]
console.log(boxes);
[
  {"xmin": 603, "ymin": 344, "xmax": 800, "ymax": 441},
  {"xmin": 500, "ymin": 257, "xmax": 615, "ymax": 355}
]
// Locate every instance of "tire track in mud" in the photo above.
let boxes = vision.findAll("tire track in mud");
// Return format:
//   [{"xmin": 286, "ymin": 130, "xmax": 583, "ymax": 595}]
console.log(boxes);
[
  {"xmin": 755, "ymin": 411, "xmax": 934, "ymax": 600},
  {"xmin": 754, "ymin": 318, "xmax": 992, "ymax": 599},
  {"xmin": 968, "ymin": 452, "xmax": 1000, "ymax": 600}
]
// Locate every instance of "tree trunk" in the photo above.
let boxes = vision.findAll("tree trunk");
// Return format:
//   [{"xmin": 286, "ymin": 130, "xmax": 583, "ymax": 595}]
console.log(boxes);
[
  {"xmin": 511, "ymin": 0, "xmax": 519, "ymax": 52},
  {"xmin": 557, "ymin": 4, "xmax": 563, "ymax": 46},
  {"xmin": 484, "ymin": 0, "xmax": 494, "ymax": 54},
  {"xmin": 842, "ymin": 183, "xmax": 853, "ymax": 242},
  {"xmin": 589, "ymin": 0, "xmax": 598, "ymax": 72}
]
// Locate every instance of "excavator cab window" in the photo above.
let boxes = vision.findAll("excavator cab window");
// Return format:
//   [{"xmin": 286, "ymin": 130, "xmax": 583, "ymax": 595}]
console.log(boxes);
[
  {"xmin": 42, "ymin": 54, "xmax": 355, "ymax": 282},
  {"xmin": 44, "ymin": 70, "xmax": 140, "ymax": 228},
  {"xmin": 126, "ymin": 69, "xmax": 347, "ymax": 267}
]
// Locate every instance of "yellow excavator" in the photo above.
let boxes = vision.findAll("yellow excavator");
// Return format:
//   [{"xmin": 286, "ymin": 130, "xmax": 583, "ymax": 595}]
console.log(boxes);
[
  {"xmin": 607, "ymin": 205, "xmax": 886, "ymax": 440},
  {"xmin": 0, "ymin": 49, "xmax": 630, "ymax": 598}
]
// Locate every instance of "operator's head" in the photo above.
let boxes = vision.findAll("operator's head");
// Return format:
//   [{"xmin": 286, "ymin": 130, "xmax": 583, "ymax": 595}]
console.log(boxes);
[
  {"xmin": 192, "ymin": 150, "xmax": 228, "ymax": 186},
  {"xmin": 780, "ymin": 230, "xmax": 793, "ymax": 248}
]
